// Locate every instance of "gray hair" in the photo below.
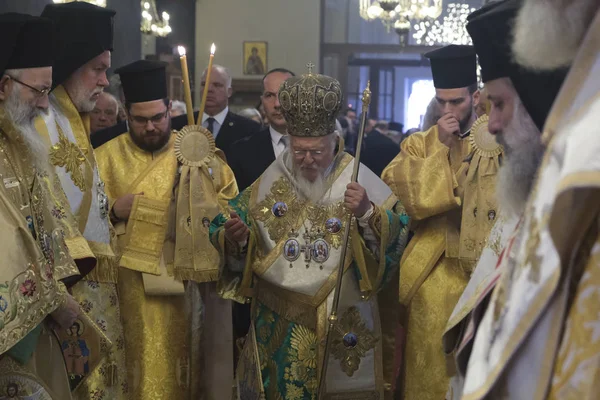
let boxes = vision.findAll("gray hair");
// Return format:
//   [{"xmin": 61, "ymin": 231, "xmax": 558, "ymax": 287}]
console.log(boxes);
[
  {"xmin": 171, "ymin": 100, "xmax": 186, "ymax": 114},
  {"xmin": 238, "ymin": 107, "xmax": 261, "ymax": 121},
  {"xmin": 203, "ymin": 64, "xmax": 232, "ymax": 88}
]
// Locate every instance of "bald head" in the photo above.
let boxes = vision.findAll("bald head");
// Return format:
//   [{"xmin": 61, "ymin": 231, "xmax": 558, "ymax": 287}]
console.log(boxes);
[
  {"xmin": 90, "ymin": 91, "xmax": 118, "ymax": 133},
  {"xmin": 201, "ymin": 64, "xmax": 232, "ymax": 116}
]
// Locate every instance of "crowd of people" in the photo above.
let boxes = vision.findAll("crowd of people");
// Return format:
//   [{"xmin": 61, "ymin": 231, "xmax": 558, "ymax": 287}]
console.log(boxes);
[{"xmin": 0, "ymin": 0, "xmax": 599, "ymax": 399}]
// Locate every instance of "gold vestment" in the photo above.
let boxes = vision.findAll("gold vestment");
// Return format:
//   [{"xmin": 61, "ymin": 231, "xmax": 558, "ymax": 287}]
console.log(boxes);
[
  {"xmin": 382, "ymin": 123, "xmax": 499, "ymax": 400},
  {"xmin": 96, "ymin": 132, "xmax": 238, "ymax": 399}
]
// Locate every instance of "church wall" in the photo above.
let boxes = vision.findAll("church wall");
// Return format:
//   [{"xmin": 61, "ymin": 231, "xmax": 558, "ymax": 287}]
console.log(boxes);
[{"xmin": 194, "ymin": 0, "xmax": 321, "ymax": 104}]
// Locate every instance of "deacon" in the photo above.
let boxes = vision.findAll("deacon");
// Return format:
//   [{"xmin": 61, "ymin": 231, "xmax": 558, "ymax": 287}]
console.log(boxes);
[
  {"xmin": 210, "ymin": 71, "xmax": 410, "ymax": 399},
  {"xmin": 462, "ymin": 0, "xmax": 600, "ymax": 398},
  {"xmin": 0, "ymin": 13, "xmax": 95, "ymax": 399},
  {"xmin": 95, "ymin": 60, "xmax": 238, "ymax": 399},
  {"xmin": 35, "ymin": 3, "xmax": 127, "ymax": 399},
  {"xmin": 381, "ymin": 44, "xmax": 499, "ymax": 399},
  {"xmin": 440, "ymin": 1, "xmax": 567, "ymax": 398}
]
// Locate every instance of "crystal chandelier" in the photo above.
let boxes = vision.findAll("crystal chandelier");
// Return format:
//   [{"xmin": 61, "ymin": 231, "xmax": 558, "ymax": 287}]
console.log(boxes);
[
  {"xmin": 140, "ymin": 0, "xmax": 172, "ymax": 37},
  {"xmin": 52, "ymin": 0, "xmax": 106, "ymax": 6},
  {"xmin": 360, "ymin": 0, "xmax": 443, "ymax": 38},
  {"xmin": 413, "ymin": 3, "xmax": 476, "ymax": 45}
]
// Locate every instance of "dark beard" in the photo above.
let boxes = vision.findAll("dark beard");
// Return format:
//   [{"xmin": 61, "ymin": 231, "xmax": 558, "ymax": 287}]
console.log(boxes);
[{"xmin": 129, "ymin": 119, "xmax": 172, "ymax": 152}]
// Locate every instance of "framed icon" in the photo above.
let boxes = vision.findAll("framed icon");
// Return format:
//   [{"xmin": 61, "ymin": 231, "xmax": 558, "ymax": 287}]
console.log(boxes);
[{"xmin": 243, "ymin": 41, "xmax": 267, "ymax": 75}]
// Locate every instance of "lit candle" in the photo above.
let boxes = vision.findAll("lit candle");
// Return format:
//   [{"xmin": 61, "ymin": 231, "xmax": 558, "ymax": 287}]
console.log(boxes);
[
  {"xmin": 178, "ymin": 45, "xmax": 195, "ymax": 126},
  {"xmin": 197, "ymin": 43, "xmax": 216, "ymax": 125}
]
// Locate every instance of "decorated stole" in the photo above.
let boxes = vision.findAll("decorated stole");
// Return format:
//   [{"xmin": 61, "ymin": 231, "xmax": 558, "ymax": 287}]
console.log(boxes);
[
  {"xmin": 54, "ymin": 310, "xmax": 114, "ymax": 394},
  {"xmin": 173, "ymin": 126, "xmax": 224, "ymax": 282},
  {"xmin": 118, "ymin": 145, "xmax": 177, "ymax": 275},
  {"xmin": 458, "ymin": 115, "xmax": 502, "ymax": 273}
]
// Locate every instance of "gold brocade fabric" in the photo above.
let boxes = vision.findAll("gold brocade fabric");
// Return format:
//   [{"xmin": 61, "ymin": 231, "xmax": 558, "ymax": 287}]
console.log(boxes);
[
  {"xmin": 70, "ymin": 282, "xmax": 128, "ymax": 399},
  {"xmin": 96, "ymin": 133, "xmax": 177, "ymax": 275},
  {"xmin": 0, "ymin": 109, "xmax": 94, "ymax": 277},
  {"xmin": 117, "ymin": 268, "xmax": 189, "ymax": 399},
  {"xmin": 402, "ymin": 257, "xmax": 469, "ymax": 400},
  {"xmin": 382, "ymin": 125, "xmax": 497, "ymax": 400},
  {"xmin": 173, "ymin": 151, "xmax": 238, "ymax": 282},
  {"xmin": 548, "ymin": 218, "xmax": 600, "ymax": 400}
]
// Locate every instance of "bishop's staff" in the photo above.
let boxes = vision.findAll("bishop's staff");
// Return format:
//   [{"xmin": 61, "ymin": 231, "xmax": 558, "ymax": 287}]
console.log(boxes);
[{"xmin": 318, "ymin": 81, "xmax": 371, "ymax": 398}]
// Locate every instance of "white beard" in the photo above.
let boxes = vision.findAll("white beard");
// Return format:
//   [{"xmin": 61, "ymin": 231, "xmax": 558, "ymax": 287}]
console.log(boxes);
[
  {"xmin": 284, "ymin": 153, "xmax": 331, "ymax": 204},
  {"xmin": 3, "ymin": 88, "xmax": 51, "ymax": 173},
  {"xmin": 513, "ymin": 0, "xmax": 599, "ymax": 70},
  {"xmin": 69, "ymin": 83, "xmax": 103, "ymax": 113},
  {"xmin": 495, "ymin": 101, "xmax": 544, "ymax": 217}
]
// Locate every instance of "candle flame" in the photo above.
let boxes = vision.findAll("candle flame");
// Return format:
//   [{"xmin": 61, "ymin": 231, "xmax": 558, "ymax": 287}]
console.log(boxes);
[
  {"xmin": 210, "ymin": 43, "xmax": 216, "ymax": 55},
  {"xmin": 178, "ymin": 46, "xmax": 186, "ymax": 56}
]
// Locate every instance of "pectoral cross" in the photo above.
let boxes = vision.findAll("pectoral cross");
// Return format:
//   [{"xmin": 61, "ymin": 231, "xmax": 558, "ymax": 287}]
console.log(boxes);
[{"xmin": 300, "ymin": 231, "xmax": 313, "ymax": 268}]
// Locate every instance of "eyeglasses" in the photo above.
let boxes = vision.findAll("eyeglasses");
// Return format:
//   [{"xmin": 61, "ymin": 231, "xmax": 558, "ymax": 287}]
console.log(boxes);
[
  {"xmin": 7, "ymin": 75, "xmax": 51, "ymax": 98},
  {"xmin": 293, "ymin": 149, "xmax": 324, "ymax": 158},
  {"xmin": 129, "ymin": 111, "xmax": 168, "ymax": 126}
]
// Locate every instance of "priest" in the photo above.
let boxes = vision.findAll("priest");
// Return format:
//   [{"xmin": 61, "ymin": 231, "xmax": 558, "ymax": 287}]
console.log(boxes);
[
  {"xmin": 0, "ymin": 13, "xmax": 95, "ymax": 399},
  {"xmin": 210, "ymin": 70, "xmax": 410, "ymax": 399},
  {"xmin": 441, "ymin": 1, "xmax": 568, "ymax": 398},
  {"xmin": 381, "ymin": 45, "xmax": 500, "ymax": 400},
  {"xmin": 461, "ymin": 0, "xmax": 600, "ymax": 398},
  {"xmin": 35, "ymin": 3, "xmax": 127, "ymax": 399},
  {"xmin": 95, "ymin": 60, "xmax": 238, "ymax": 399}
]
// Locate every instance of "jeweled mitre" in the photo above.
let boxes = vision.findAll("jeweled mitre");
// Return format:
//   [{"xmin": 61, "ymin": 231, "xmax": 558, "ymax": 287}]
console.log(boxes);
[{"xmin": 278, "ymin": 71, "xmax": 342, "ymax": 137}]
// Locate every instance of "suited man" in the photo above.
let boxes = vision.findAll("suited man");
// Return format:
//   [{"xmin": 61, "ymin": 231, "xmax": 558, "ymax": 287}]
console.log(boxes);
[
  {"xmin": 227, "ymin": 68, "xmax": 295, "ymax": 191},
  {"xmin": 359, "ymin": 118, "xmax": 400, "ymax": 177},
  {"xmin": 198, "ymin": 64, "xmax": 259, "ymax": 156},
  {"xmin": 91, "ymin": 64, "xmax": 259, "ymax": 151}
]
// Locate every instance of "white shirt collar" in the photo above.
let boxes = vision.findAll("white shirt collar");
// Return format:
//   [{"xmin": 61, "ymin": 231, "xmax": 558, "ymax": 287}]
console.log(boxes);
[
  {"xmin": 202, "ymin": 106, "xmax": 229, "ymax": 126},
  {"xmin": 269, "ymin": 125, "xmax": 286, "ymax": 145}
]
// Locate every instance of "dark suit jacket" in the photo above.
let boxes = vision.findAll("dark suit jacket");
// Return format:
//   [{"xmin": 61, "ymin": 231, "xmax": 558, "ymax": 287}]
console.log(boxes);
[
  {"xmin": 92, "ymin": 110, "xmax": 259, "ymax": 158},
  {"xmin": 359, "ymin": 129, "xmax": 400, "ymax": 178},
  {"xmin": 227, "ymin": 127, "xmax": 276, "ymax": 192}
]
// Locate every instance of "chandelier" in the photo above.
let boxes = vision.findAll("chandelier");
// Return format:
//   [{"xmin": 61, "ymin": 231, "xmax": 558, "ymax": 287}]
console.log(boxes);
[
  {"xmin": 140, "ymin": 0, "xmax": 172, "ymax": 37},
  {"xmin": 360, "ymin": 0, "xmax": 443, "ymax": 39},
  {"xmin": 52, "ymin": 0, "xmax": 106, "ymax": 6},
  {"xmin": 413, "ymin": 3, "xmax": 476, "ymax": 45}
]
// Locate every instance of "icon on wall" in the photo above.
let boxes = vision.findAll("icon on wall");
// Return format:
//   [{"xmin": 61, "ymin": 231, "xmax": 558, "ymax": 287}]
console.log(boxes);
[{"xmin": 243, "ymin": 41, "xmax": 267, "ymax": 75}]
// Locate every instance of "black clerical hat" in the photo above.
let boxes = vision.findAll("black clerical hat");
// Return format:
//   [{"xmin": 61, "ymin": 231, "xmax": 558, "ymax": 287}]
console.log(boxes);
[
  {"xmin": 467, "ymin": 0, "xmax": 567, "ymax": 131},
  {"xmin": 115, "ymin": 60, "xmax": 168, "ymax": 103},
  {"xmin": 41, "ymin": 2, "xmax": 115, "ymax": 89},
  {"xmin": 0, "ymin": 13, "xmax": 54, "ymax": 76},
  {"xmin": 424, "ymin": 45, "xmax": 477, "ymax": 89},
  {"xmin": 466, "ymin": 0, "xmax": 513, "ymax": 83}
]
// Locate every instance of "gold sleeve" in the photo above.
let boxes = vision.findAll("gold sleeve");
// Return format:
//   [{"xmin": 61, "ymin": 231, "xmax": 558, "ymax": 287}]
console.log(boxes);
[
  {"xmin": 214, "ymin": 156, "xmax": 240, "ymax": 210},
  {"xmin": 381, "ymin": 126, "xmax": 460, "ymax": 221}
]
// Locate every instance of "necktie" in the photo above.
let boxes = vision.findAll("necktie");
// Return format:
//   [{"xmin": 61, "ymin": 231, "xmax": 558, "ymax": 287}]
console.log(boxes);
[
  {"xmin": 206, "ymin": 117, "xmax": 216, "ymax": 134},
  {"xmin": 279, "ymin": 135, "xmax": 289, "ymax": 149}
]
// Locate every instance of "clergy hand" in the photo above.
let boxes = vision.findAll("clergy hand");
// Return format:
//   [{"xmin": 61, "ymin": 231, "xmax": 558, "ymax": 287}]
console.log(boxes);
[
  {"xmin": 225, "ymin": 211, "xmax": 250, "ymax": 244},
  {"xmin": 113, "ymin": 192, "xmax": 144, "ymax": 221},
  {"xmin": 345, "ymin": 183, "xmax": 371, "ymax": 218},
  {"xmin": 437, "ymin": 113, "xmax": 460, "ymax": 148},
  {"xmin": 50, "ymin": 294, "xmax": 80, "ymax": 329}
]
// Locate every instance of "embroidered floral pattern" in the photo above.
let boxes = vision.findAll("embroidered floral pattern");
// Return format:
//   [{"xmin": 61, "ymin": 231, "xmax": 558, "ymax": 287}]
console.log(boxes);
[
  {"xmin": 290, "ymin": 325, "xmax": 318, "ymax": 369},
  {"xmin": 19, "ymin": 279, "xmax": 36, "ymax": 297},
  {"xmin": 51, "ymin": 206, "xmax": 66, "ymax": 220}
]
